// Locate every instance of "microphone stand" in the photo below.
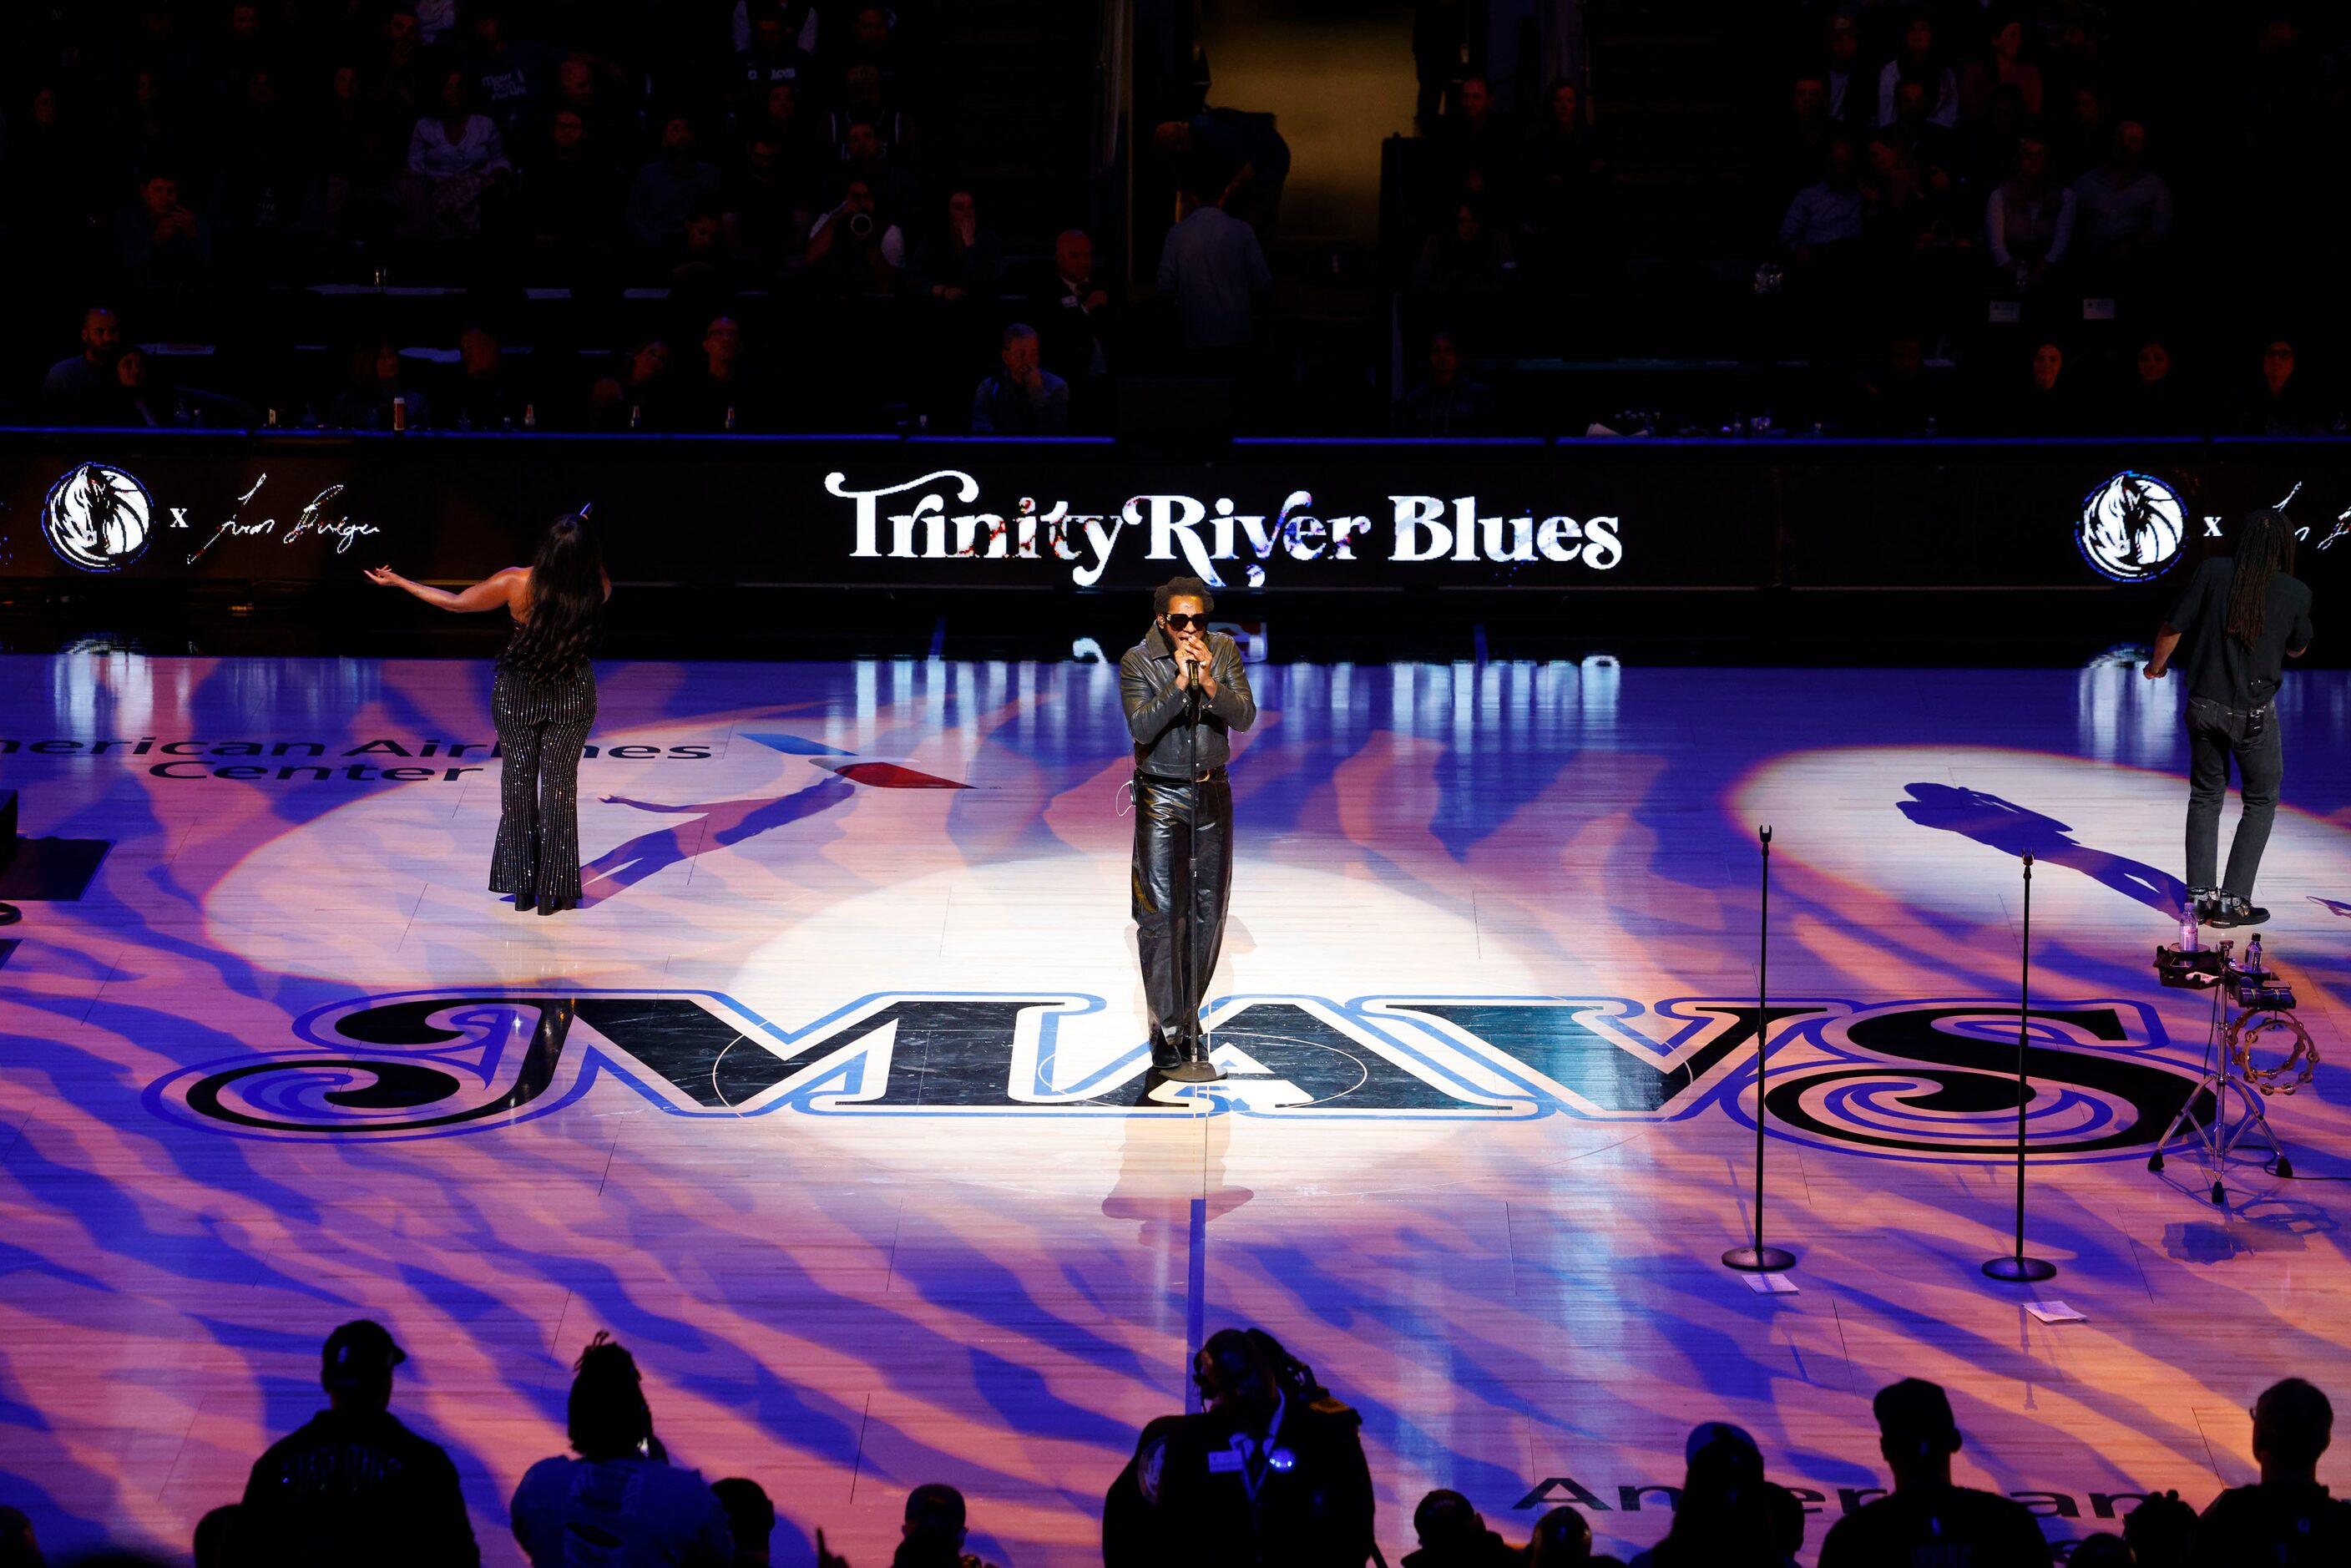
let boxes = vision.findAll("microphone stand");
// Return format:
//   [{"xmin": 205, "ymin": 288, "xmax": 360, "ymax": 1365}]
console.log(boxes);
[
  {"xmin": 1165, "ymin": 652, "xmax": 1221, "ymax": 1084},
  {"xmin": 1984, "ymin": 851, "xmax": 2056, "ymax": 1282},
  {"xmin": 1723, "ymin": 824, "xmax": 1794, "ymax": 1272}
]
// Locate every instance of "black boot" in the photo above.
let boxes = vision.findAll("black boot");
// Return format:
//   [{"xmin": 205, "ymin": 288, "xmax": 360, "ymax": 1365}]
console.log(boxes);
[{"xmin": 1150, "ymin": 1029, "xmax": 1186, "ymax": 1075}]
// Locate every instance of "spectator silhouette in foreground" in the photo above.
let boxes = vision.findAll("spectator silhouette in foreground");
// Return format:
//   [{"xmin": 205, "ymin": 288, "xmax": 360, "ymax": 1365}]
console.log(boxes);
[
  {"xmin": 1628, "ymin": 1422, "xmax": 1798, "ymax": 1567},
  {"xmin": 2187, "ymin": 1377, "xmax": 2351, "ymax": 1565},
  {"xmin": 192, "ymin": 1504, "xmax": 240, "ymax": 1568},
  {"xmin": 0, "ymin": 1505, "xmax": 40, "ymax": 1568},
  {"xmin": 970, "ymin": 323, "xmax": 1069, "ymax": 434},
  {"xmin": 1393, "ymin": 331, "xmax": 1495, "ymax": 436},
  {"xmin": 2123, "ymin": 1490, "xmax": 2196, "ymax": 1568},
  {"xmin": 895, "ymin": 1484, "xmax": 1001, "ymax": 1568},
  {"xmin": 40, "ymin": 306, "xmax": 124, "ymax": 424},
  {"xmin": 1817, "ymin": 1378, "xmax": 2051, "ymax": 1567},
  {"xmin": 1525, "ymin": 1504, "xmax": 1602, "ymax": 1564},
  {"xmin": 512, "ymin": 1332, "xmax": 736, "ymax": 1567},
  {"xmin": 239, "ymin": 1320, "xmax": 480, "ymax": 1567},
  {"xmin": 711, "ymin": 1476, "xmax": 775, "ymax": 1565},
  {"xmin": 1403, "ymin": 1490, "xmax": 1519, "ymax": 1567},
  {"xmin": 1103, "ymin": 1327, "xmax": 1374, "ymax": 1568}
]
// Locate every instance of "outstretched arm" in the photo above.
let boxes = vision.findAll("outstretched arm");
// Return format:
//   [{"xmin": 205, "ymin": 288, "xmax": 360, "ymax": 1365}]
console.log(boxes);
[{"xmin": 366, "ymin": 564, "xmax": 525, "ymax": 613}]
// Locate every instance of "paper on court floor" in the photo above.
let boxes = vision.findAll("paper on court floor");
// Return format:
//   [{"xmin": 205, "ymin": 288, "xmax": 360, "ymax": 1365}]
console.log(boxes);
[
  {"xmin": 1742, "ymin": 1272, "xmax": 1799, "ymax": 1295},
  {"xmin": 2025, "ymin": 1300, "xmax": 2086, "ymax": 1323}
]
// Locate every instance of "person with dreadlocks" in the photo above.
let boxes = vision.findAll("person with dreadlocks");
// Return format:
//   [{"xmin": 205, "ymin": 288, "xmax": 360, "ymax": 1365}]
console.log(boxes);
[
  {"xmin": 2144, "ymin": 508, "xmax": 2314, "ymax": 928},
  {"xmin": 368, "ymin": 513, "xmax": 612, "ymax": 914}
]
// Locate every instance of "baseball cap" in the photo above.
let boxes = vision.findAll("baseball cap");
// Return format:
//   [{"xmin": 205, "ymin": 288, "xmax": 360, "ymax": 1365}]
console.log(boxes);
[
  {"xmin": 1685, "ymin": 1420, "xmax": 1760, "ymax": 1466},
  {"xmin": 321, "ymin": 1320, "xmax": 407, "ymax": 1387},
  {"xmin": 904, "ymin": 1484, "xmax": 967, "ymax": 1534},
  {"xmin": 1874, "ymin": 1378, "xmax": 1960, "ymax": 1458}
]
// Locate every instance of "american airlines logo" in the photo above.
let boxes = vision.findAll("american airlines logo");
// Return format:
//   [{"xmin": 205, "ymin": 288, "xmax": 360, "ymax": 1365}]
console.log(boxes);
[
  {"xmin": 147, "ymin": 989, "xmax": 2208, "ymax": 1161},
  {"xmin": 824, "ymin": 469, "xmax": 1623, "ymax": 587}
]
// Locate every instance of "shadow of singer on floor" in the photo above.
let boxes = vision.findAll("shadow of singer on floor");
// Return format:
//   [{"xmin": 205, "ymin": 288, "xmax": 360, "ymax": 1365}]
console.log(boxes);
[
  {"xmin": 582, "ymin": 776, "xmax": 857, "ymax": 903},
  {"xmin": 1897, "ymin": 782, "xmax": 2186, "ymax": 914}
]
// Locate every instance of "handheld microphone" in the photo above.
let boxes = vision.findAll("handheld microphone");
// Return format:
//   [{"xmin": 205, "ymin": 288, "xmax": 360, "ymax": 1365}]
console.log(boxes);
[{"xmin": 1186, "ymin": 659, "xmax": 1201, "ymax": 691}]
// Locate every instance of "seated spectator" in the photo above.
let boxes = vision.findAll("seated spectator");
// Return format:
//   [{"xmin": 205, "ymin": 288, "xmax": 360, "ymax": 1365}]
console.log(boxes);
[
  {"xmin": 109, "ymin": 71, "xmax": 204, "ymax": 207},
  {"xmin": 1629, "ymin": 1423, "xmax": 1798, "ymax": 1568},
  {"xmin": 828, "ymin": 65, "xmax": 920, "ymax": 162},
  {"xmin": 745, "ymin": 80, "xmax": 818, "ymax": 175},
  {"xmin": 711, "ymin": 1476, "xmax": 774, "ymax": 1566},
  {"xmin": 1014, "ymin": 228, "xmax": 1119, "ymax": 387},
  {"xmin": 546, "ymin": 58, "xmax": 622, "ymax": 169},
  {"xmin": 1155, "ymin": 106, "xmax": 1291, "ymax": 242},
  {"xmin": 216, "ymin": 66, "xmax": 325, "ymax": 271},
  {"xmin": 825, "ymin": 119, "xmax": 925, "ymax": 226},
  {"xmin": 733, "ymin": 0, "xmax": 818, "ymax": 117},
  {"xmin": 1985, "ymin": 134, "xmax": 2073, "ymax": 293},
  {"xmin": 1524, "ymin": 78, "xmax": 1610, "ymax": 268},
  {"xmin": 2235, "ymin": 336, "xmax": 2342, "ymax": 436},
  {"xmin": 2071, "ymin": 121, "xmax": 2173, "ymax": 281},
  {"xmin": 2188, "ymin": 1378, "xmax": 2351, "ymax": 1564},
  {"xmin": 972, "ymin": 324, "xmax": 1070, "ymax": 434},
  {"xmin": 511, "ymin": 1333, "xmax": 736, "ymax": 1567},
  {"xmin": 721, "ymin": 130, "xmax": 814, "ymax": 268},
  {"xmin": 1411, "ymin": 200, "xmax": 1518, "ymax": 296},
  {"xmin": 589, "ymin": 338, "xmax": 677, "ymax": 429},
  {"xmin": 1860, "ymin": 134, "xmax": 1958, "ymax": 280},
  {"xmin": 1959, "ymin": 16, "xmax": 2044, "ymax": 120},
  {"xmin": 1882, "ymin": 77, "xmax": 1968, "ymax": 198},
  {"xmin": 914, "ymin": 190, "xmax": 1002, "ymax": 302},
  {"xmin": 522, "ymin": 108, "xmax": 624, "ymax": 268},
  {"xmin": 1524, "ymin": 1505, "xmax": 1594, "ymax": 1565},
  {"xmin": 107, "ymin": 346, "xmax": 183, "ymax": 426},
  {"xmin": 1877, "ymin": 12, "xmax": 1959, "ymax": 128},
  {"xmin": 193, "ymin": 1502, "xmax": 240, "ymax": 1568},
  {"xmin": 628, "ymin": 116, "xmax": 723, "ymax": 255},
  {"xmin": 1403, "ymin": 1490, "xmax": 1519, "ymax": 1567},
  {"xmin": 1817, "ymin": 1379, "xmax": 2052, "ymax": 1567},
  {"xmin": 461, "ymin": 3, "xmax": 551, "ymax": 146},
  {"xmin": 1814, "ymin": 14, "xmax": 1871, "ymax": 131},
  {"xmin": 41, "ymin": 306, "xmax": 124, "ymax": 423},
  {"xmin": 450, "ymin": 324, "xmax": 523, "ymax": 429},
  {"xmin": 801, "ymin": 178, "xmax": 906, "ymax": 296},
  {"xmin": 1775, "ymin": 137, "xmax": 1864, "ymax": 286},
  {"xmin": 1849, "ymin": 331, "xmax": 1944, "ymax": 437},
  {"xmin": 2061, "ymin": 84, "xmax": 2111, "ymax": 182},
  {"xmin": 1155, "ymin": 169, "xmax": 1272, "ymax": 367},
  {"xmin": 1766, "ymin": 77, "xmax": 1839, "ymax": 213},
  {"xmin": 1433, "ymin": 75, "xmax": 1518, "ymax": 222},
  {"xmin": 685, "ymin": 315, "xmax": 775, "ymax": 429},
  {"xmin": 370, "ymin": 3, "xmax": 431, "ymax": 122},
  {"xmin": 1995, "ymin": 339, "xmax": 2086, "ymax": 435},
  {"xmin": 1963, "ymin": 82, "xmax": 2028, "ymax": 201},
  {"xmin": 835, "ymin": 5, "xmax": 910, "ymax": 112},
  {"xmin": 239, "ymin": 1321, "xmax": 478, "ymax": 1567},
  {"xmin": 407, "ymin": 68, "xmax": 513, "ymax": 242},
  {"xmin": 893, "ymin": 1483, "xmax": 1002, "ymax": 1568},
  {"xmin": 331, "ymin": 340, "xmax": 432, "ymax": 429},
  {"xmin": 668, "ymin": 197, "xmax": 747, "ymax": 286},
  {"xmin": 1393, "ymin": 331, "xmax": 1495, "ymax": 436},
  {"xmin": 113, "ymin": 171, "xmax": 214, "ymax": 297}
]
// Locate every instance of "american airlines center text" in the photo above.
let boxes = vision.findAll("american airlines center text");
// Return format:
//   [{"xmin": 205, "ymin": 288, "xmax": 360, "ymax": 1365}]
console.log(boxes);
[{"xmin": 825, "ymin": 468, "xmax": 1624, "ymax": 586}]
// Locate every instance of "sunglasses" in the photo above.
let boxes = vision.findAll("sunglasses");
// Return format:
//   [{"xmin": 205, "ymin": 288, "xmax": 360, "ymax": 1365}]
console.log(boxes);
[{"xmin": 1162, "ymin": 613, "xmax": 1209, "ymax": 630}]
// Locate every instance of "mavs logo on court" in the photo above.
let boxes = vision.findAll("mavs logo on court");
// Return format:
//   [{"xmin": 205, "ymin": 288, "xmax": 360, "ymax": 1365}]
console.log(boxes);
[
  {"xmin": 146, "ymin": 989, "xmax": 2214, "ymax": 1165},
  {"xmin": 2076, "ymin": 470, "xmax": 2186, "ymax": 583},
  {"xmin": 43, "ymin": 462, "xmax": 154, "ymax": 573}
]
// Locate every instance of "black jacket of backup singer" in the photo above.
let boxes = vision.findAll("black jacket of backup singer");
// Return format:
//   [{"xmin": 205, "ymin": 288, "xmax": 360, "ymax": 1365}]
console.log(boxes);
[
  {"xmin": 1121, "ymin": 623, "xmax": 1257, "ymax": 777},
  {"xmin": 240, "ymin": 1407, "xmax": 481, "ymax": 1567},
  {"xmin": 2167, "ymin": 555, "xmax": 2315, "ymax": 710}
]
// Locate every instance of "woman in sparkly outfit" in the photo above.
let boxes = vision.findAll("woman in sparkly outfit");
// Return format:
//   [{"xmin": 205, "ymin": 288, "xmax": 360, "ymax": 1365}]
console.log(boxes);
[{"xmin": 367, "ymin": 514, "xmax": 610, "ymax": 914}]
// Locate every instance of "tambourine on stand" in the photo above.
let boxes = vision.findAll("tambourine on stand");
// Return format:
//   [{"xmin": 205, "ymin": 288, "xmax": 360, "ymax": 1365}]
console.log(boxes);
[{"xmin": 2148, "ymin": 933, "xmax": 2309, "ymax": 1201}]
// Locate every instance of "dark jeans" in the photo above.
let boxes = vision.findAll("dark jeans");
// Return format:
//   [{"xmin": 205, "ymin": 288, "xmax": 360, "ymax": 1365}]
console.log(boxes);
[
  {"xmin": 2185, "ymin": 695, "xmax": 2283, "ymax": 900},
  {"xmin": 1131, "ymin": 771, "xmax": 1234, "ymax": 1044}
]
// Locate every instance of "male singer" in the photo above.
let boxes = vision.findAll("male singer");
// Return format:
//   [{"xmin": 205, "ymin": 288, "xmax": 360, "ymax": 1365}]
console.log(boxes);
[{"xmin": 1121, "ymin": 576, "xmax": 1256, "ymax": 1078}]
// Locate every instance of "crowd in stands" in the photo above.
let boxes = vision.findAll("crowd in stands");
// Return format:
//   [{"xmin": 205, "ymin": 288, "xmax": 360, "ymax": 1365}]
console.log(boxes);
[
  {"xmin": 2, "ymin": 1319, "xmax": 2345, "ymax": 1566},
  {"xmin": 6, "ymin": 4, "xmax": 2349, "ymax": 438}
]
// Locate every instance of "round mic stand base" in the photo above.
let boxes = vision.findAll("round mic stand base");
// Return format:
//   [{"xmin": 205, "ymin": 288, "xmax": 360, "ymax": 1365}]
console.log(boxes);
[
  {"xmin": 1163, "ymin": 1060, "xmax": 1224, "ymax": 1085},
  {"xmin": 1981, "ymin": 1253, "xmax": 2058, "ymax": 1282},
  {"xmin": 1722, "ymin": 1244, "xmax": 1796, "ymax": 1272},
  {"xmin": 0, "ymin": 903, "xmax": 21, "ymax": 927}
]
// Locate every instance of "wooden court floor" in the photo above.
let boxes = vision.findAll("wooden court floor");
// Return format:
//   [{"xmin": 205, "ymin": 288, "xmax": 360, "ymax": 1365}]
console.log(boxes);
[{"xmin": 3, "ymin": 651, "xmax": 2349, "ymax": 1564}]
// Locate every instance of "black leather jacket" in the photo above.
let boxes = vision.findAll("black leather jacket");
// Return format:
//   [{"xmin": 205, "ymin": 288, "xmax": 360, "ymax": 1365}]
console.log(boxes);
[{"xmin": 1121, "ymin": 623, "xmax": 1256, "ymax": 776}]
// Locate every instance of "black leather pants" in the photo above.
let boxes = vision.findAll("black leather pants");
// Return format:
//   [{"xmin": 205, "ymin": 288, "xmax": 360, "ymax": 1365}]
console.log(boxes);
[{"xmin": 1131, "ymin": 771, "xmax": 1233, "ymax": 1064}]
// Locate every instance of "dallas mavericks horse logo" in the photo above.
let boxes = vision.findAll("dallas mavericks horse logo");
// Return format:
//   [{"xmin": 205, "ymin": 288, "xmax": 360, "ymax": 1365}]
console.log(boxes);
[
  {"xmin": 43, "ymin": 463, "xmax": 154, "ymax": 573},
  {"xmin": 2077, "ymin": 471, "xmax": 2186, "ymax": 584}
]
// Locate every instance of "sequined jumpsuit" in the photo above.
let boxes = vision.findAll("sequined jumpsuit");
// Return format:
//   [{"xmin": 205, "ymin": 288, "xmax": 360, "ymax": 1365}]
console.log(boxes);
[{"xmin": 488, "ymin": 620, "xmax": 597, "ymax": 912}]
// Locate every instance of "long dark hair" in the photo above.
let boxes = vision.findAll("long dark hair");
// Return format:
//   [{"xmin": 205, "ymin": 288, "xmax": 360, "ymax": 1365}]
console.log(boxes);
[
  {"xmin": 506, "ymin": 513, "xmax": 603, "ymax": 674},
  {"xmin": 567, "ymin": 1331, "xmax": 653, "ymax": 1459},
  {"xmin": 2225, "ymin": 509, "xmax": 2295, "ymax": 649}
]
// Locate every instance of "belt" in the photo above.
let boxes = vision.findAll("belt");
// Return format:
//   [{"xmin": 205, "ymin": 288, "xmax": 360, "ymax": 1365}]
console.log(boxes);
[{"xmin": 1136, "ymin": 766, "xmax": 1226, "ymax": 785}]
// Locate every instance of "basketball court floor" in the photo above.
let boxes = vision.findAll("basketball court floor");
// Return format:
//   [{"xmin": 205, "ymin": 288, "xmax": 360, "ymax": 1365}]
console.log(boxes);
[{"xmin": 3, "ymin": 650, "xmax": 2349, "ymax": 1564}]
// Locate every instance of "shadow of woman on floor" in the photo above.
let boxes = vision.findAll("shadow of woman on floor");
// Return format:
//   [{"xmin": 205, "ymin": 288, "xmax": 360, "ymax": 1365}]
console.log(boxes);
[
  {"xmin": 580, "ymin": 776, "xmax": 857, "ymax": 904},
  {"xmin": 1896, "ymin": 781, "xmax": 2186, "ymax": 914}
]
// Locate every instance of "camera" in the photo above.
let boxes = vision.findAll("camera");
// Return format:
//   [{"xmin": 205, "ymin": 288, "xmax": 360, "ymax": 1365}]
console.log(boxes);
[{"xmin": 847, "ymin": 210, "xmax": 875, "ymax": 241}]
